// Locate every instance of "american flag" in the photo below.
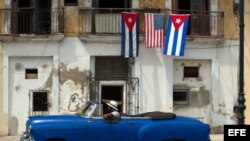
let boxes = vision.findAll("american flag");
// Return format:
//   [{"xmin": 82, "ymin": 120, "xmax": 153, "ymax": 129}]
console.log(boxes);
[{"xmin": 145, "ymin": 13, "xmax": 165, "ymax": 48}]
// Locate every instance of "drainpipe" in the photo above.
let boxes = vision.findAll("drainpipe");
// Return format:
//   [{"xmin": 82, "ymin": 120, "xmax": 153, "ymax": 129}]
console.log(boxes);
[{"xmin": 237, "ymin": 0, "xmax": 246, "ymax": 125}]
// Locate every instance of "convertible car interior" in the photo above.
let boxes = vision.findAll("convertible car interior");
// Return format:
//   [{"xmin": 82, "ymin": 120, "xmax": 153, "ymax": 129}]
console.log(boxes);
[{"xmin": 122, "ymin": 111, "xmax": 176, "ymax": 119}]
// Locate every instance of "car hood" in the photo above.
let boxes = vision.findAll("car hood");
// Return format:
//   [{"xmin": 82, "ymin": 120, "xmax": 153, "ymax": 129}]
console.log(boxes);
[{"xmin": 26, "ymin": 115, "xmax": 87, "ymax": 131}]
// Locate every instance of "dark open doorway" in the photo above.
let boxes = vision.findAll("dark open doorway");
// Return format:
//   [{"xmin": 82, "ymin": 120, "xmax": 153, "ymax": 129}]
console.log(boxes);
[{"xmin": 101, "ymin": 85, "xmax": 123, "ymax": 114}]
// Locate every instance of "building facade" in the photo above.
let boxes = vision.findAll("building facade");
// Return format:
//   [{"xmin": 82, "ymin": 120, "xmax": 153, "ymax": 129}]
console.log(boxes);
[
  {"xmin": 0, "ymin": 0, "xmax": 240, "ymax": 136},
  {"xmin": 245, "ymin": 0, "xmax": 250, "ymax": 124}
]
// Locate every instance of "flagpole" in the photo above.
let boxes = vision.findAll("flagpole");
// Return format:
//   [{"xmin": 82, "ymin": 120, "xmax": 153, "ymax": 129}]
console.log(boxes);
[{"xmin": 237, "ymin": 0, "xmax": 246, "ymax": 125}]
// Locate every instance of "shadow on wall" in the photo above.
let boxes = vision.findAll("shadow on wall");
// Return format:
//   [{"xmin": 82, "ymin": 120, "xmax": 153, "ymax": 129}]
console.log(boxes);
[{"xmin": 8, "ymin": 116, "xmax": 18, "ymax": 136}]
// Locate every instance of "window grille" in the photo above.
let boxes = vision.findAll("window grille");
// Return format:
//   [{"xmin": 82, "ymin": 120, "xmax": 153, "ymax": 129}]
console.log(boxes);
[
  {"xmin": 29, "ymin": 90, "xmax": 49, "ymax": 116},
  {"xmin": 184, "ymin": 67, "xmax": 199, "ymax": 78},
  {"xmin": 25, "ymin": 68, "xmax": 38, "ymax": 79},
  {"xmin": 64, "ymin": 0, "xmax": 78, "ymax": 6},
  {"xmin": 173, "ymin": 90, "xmax": 189, "ymax": 105}
]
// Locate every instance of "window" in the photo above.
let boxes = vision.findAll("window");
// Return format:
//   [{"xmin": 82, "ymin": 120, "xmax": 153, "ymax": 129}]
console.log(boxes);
[
  {"xmin": 25, "ymin": 69, "xmax": 38, "ymax": 79},
  {"xmin": 12, "ymin": 0, "xmax": 52, "ymax": 34},
  {"xmin": 98, "ymin": 0, "xmax": 129, "ymax": 8},
  {"xmin": 173, "ymin": 0, "xmax": 210, "ymax": 36},
  {"xmin": 184, "ymin": 67, "xmax": 199, "ymax": 78},
  {"xmin": 173, "ymin": 90, "xmax": 189, "ymax": 105},
  {"xmin": 33, "ymin": 91, "xmax": 48, "ymax": 111},
  {"xmin": 64, "ymin": 0, "xmax": 78, "ymax": 6},
  {"xmin": 95, "ymin": 57, "xmax": 129, "ymax": 80},
  {"xmin": 18, "ymin": 0, "xmax": 32, "ymax": 8}
]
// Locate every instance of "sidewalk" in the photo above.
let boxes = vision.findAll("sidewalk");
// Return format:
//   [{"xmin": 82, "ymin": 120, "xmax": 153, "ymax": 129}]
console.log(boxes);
[
  {"xmin": 0, "ymin": 134, "xmax": 224, "ymax": 141},
  {"xmin": 210, "ymin": 134, "xmax": 224, "ymax": 141},
  {"xmin": 0, "ymin": 135, "xmax": 21, "ymax": 141}
]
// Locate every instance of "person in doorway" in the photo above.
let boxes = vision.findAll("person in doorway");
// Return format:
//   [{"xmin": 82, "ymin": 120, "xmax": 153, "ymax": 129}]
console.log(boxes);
[{"xmin": 103, "ymin": 100, "xmax": 120, "ymax": 121}]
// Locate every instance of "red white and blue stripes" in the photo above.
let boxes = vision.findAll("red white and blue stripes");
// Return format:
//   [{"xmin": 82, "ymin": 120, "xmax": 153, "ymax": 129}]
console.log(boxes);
[
  {"xmin": 121, "ymin": 12, "xmax": 139, "ymax": 58},
  {"xmin": 163, "ymin": 14, "xmax": 190, "ymax": 56}
]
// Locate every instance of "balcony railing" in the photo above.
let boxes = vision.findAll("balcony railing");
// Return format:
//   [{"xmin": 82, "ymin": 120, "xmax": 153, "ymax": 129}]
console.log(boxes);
[
  {"xmin": 79, "ymin": 8, "xmax": 224, "ymax": 38},
  {"xmin": 0, "ymin": 8, "xmax": 64, "ymax": 35}
]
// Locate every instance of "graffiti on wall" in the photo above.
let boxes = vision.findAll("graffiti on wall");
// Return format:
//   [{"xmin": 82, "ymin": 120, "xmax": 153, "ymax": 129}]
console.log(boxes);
[{"xmin": 67, "ymin": 93, "xmax": 84, "ymax": 112}]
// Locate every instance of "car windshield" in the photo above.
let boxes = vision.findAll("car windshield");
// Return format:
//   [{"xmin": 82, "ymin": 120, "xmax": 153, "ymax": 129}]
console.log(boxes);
[{"xmin": 82, "ymin": 102, "xmax": 96, "ymax": 116}]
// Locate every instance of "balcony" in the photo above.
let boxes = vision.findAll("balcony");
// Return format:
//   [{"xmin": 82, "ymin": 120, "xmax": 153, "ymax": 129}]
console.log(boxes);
[
  {"xmin": 0, "ymin": 8, "xmax": 64, "ymax": 36},
  {"xmin": 79, "ymin": 8, "xmax": 224, "ymax": 39}
]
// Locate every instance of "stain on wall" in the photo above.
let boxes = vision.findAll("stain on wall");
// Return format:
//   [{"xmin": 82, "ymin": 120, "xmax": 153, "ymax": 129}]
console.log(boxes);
[
  {"xmin": 189, "ymin": 86, "xmax": 210, "ymax": 107},
  {"xmin": 68, "ymin": 93, "xmax": 84, "ymax": 112},
  {"xmin": 58, "ymin": 63, "xmax": 90, "ymax": 113},
  {"xmin": 64, "ymin": 7, "xmax": 79, "ymax": 36},
  {"xmin": 44, "ymin": 68, "xmax": 58, "ymax": 91},
  {"xmin": 0, "ymin": 0, "xmax": 3, "ymax": 8},
  {"xmin": 173, "ymin": 84, "xmax": 210, "ymax": 108},
  {"xmin": 140, "ymin": 0, "xmax": 165, "ymax": 9},
  {"xmin": 60, "ymin": 62, "xmax": 90, "ymax": 94},
  {"xmin": 15, "ymin": 62, "xmax": 24, "ymax": 71},
  {"xmin": 218, "ymin": 0, "xmax": 239, "ymax": 39}
]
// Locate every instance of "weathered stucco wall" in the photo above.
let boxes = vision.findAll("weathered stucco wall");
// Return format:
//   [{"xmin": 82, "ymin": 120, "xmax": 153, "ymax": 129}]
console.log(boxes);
[
  {"xmin": 179, "ymin": 40, "xmax": 238, "ymax": 133},
  {"xmin": 0, "ymin": 42, "xmax": 9, "ymax": 136},
  {"xmin": 219, "ymin": 0, "xmax": 239, "ymax": 39},
  {"xmin": 3, "ymin": 41, "xmax": 60, "ymax": 135},
  {"xmin": 245, "ymin": 1, "xmax": 250, "ymax": 124},
  {"xmin": 140, "ymin": 0, "xmax": 165, "ymax": 9},
  {"xmin": 1, "ymin": 35, "xmax": 239, "ymax": 134},
  {"xmin": 0, "ymin": 0, "xmax": 240, "ymax": 135},
  {"xmin": 59, "ymin": 38, "xmax": 90, "ymax": 113},
  {"xmin": 64, "ymin": 7, "xmax": 79, "ymax": 36},
  {"xmin": 0, "ymin": 1, "xmax": 3, "ymax": 33},
  {"xmin": 173, "ymin": 60, "xmax": 211, "ymax": 123},
  {"xmin": 0, "ymin": 1, "xmax": 3, "ymax": 8},
  {"xmin": 8, "ymin": 57, "xmax": 54, "ymax": 135}
]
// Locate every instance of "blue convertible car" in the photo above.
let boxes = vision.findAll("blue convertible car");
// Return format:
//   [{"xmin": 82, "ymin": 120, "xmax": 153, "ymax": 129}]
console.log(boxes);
[{"xmin": 20, "ymin": 101, "xmax": 210, "ymax": 141}]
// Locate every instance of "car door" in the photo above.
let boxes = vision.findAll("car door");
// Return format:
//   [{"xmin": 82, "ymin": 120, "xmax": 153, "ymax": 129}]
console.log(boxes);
[{"xmin": 86, "ymin": 117, "xmax": 135, "ymax": 141}]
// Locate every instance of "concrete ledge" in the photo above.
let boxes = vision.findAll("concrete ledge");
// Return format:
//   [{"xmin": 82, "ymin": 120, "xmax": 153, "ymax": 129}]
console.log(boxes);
[
  {"xmin": 0, "ymin": 34, "xmax": 65, "ymax": 42},
  {"xmin": 79, "ymin": 34, "xmax": 144, "ymax": 43}
]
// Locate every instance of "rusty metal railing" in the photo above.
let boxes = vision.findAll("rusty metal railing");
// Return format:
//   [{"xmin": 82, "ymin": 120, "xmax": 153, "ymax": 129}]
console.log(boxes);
[
  {"xmin": 79, "ymin": 8, "xmax": 224, "ymax": 38},
  {"xmin": 0, "ymin": 8, "xmax": 64, "ymax": 35}
]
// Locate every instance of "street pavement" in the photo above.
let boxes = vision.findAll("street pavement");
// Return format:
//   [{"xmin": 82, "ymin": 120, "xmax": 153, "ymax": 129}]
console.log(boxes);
[{"xmin": 0, "ymin": 134, "xmax": 224, "ymax": 141}]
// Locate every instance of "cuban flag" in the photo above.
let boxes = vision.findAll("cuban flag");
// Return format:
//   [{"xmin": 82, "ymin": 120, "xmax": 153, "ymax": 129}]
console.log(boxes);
[
  {"xmin": 163, "ymin": 14, "xmax": 190, "ymax": 56},
  {"xmin": 121, "ymin": 12, "xmax": 139, "ymax": 58}
]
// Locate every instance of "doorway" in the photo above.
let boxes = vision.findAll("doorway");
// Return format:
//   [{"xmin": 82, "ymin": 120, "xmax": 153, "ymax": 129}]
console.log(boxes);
[{"xmin": 101, "ymin": 85, "xmax": 124, "ymax": 114}]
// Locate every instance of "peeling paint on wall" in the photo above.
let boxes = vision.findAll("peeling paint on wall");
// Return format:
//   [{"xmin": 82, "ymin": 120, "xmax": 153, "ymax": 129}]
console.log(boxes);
[
  {"xmin": 68, "ymin": 93, "xmax": 84, "ymax": 112},
  {"xmin": 59, "ymin": 63, "xmax": 90, "ymax": 114},
  {"xmin": 44, "ymin": 67, "xmax": 58, "ymax": 91},
  {"xmin": 60, "ymin": 62, "xmax": 89, "ymax": 93}
]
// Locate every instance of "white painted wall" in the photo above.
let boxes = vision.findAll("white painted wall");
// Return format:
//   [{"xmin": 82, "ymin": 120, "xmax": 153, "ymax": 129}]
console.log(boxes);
[
  {"xmin": 3, "ymin": 41, "xmax": 60, "ymax": 134},
  {"xmin": 8, "ymin": 57, "xmax": 53, "ymax": 135},
  {"xmin": 2, "ymin": 37, "xmax": 239, "ymax": 134},
  {"xmin": 173, "ymin": 59, "xmax": 212, "ymax": 124},
  {"xmin": 179, "ymin": 40, "xmax": 239, "ymax": 129}
]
